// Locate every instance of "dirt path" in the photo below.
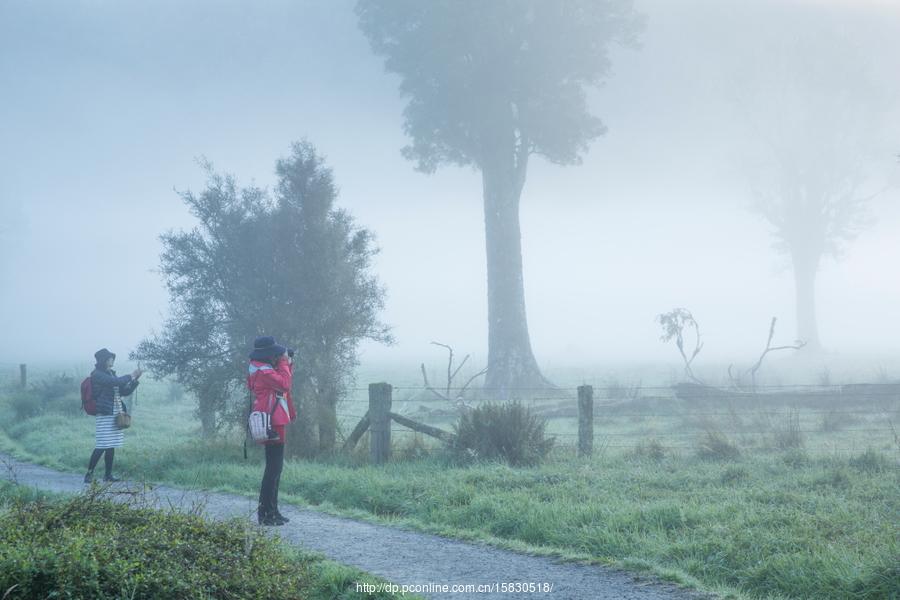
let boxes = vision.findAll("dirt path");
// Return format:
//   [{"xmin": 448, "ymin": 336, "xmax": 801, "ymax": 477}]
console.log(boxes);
[{"xmin": 1, "ymin": 454, "xmax": 708, "ymax": 600}]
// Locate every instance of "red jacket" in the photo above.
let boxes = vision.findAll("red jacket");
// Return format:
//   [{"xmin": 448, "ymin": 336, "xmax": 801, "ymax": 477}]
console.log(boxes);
[{"xmin": 248, "ymin": 359, "xmax": 296, "ymax": 426}]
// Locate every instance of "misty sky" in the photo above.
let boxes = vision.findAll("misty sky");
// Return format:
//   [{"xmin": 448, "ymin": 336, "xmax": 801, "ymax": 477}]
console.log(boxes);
[{"xmin": 1, "ymin": 0, "xmax": 899, "ymax": 377}]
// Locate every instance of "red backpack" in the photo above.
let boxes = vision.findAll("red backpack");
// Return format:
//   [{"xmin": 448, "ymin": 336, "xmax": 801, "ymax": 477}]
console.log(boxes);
[{"xmin": 81, "ymin": 377, "xmax": 96, "ymax": 415}]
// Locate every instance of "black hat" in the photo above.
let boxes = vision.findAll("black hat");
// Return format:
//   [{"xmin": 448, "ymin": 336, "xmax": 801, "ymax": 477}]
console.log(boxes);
[
  {"xmin": 249, "ymin": 336, "xmax": 286, "ymax": 361},
  {"xmin": 94, "ymin": 348, "xmax": 116, "ymax": 366}
]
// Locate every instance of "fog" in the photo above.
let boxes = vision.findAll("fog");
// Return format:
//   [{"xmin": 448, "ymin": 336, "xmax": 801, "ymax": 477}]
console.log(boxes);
[{"xmin": 1, "ymin": 0, "xmax": 899, "ymax": 379}]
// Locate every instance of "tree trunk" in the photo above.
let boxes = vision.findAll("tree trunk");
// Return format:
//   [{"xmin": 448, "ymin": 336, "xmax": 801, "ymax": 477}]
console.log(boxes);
[
  {"xmin": 197, "ymin": 393, "xmax": 217, "ymax": 438},
  {"xmin": 480, "ymin": 145, "xmax": 548, "ymax": 397},
  {"xmin": 791, "ymin": 251, "xmax": 822, "ymax": 351},
  {"xmin": 193, "ymin": 387, "xmax": 218, "ymax": 438}
]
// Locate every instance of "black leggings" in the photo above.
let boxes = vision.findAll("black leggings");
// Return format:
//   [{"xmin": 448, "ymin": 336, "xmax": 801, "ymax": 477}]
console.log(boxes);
[
  {"xmin": 87, "ymin": 448, "xmax": 115, "ymax": 477},
  {"xmin": 258, "ymin": 443, "xmax": 285, "ymax": 516}
]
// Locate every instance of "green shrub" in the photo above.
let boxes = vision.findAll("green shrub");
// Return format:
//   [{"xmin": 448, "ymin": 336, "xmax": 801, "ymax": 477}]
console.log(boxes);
[
  {"xmin": 452, "ymin": 402, "xmax": 553, "ymax": 466},
  {"xmin": 0, "ymin": 490, "xmax": 311, "ymax": 600},
  {"xmin": 8, "ymin": 375, "xmax": 81, "ymax": 420},
  {"xmin": 8, "ymin": 388, "xmax": 42, "ymax": 420}
]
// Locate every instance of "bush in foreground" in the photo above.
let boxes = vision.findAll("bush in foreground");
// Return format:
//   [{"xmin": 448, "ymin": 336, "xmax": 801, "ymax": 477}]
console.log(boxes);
[
  {"xmin": 0, "ymin": 487, "xmax": 402, "ymax": 600},
  {"xmin": 452, "ymin": 402, "xmax": 553, "ymax": 466}
]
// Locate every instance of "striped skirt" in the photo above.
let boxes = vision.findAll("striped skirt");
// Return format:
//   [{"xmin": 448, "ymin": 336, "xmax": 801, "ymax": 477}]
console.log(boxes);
[{"xmin": 95, "ymin": 410, "xmax": 124, "ymax": 449}]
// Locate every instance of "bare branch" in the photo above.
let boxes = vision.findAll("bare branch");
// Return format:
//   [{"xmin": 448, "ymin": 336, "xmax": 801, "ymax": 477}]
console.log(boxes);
[
  {"xmin": 749, "ymin": 317, "xmax": 806, "ymax": 388},
  {"xmin": 430, "ymin": 341, "xmax": 454, "ymax": 396},
  {"xmin": 449, "ymin": 354, "xmax": 470, "ymax": 383},
  {"xmin": 727, "ymin": 364, "xmax": 741, "ymax": 389},
  {"xmin": 419, "ymin": 362, "xmax": 431, "ymax": 388},
  {"xmin": 421, "ymin": 343, "xmax": 487, "ymax": 413},
  {"xmin": 420, "ymin": 362, "xmax": 450, "ymax": 401},
  {"xmin": 457, "ymin": 367, "xmax": 488, "ymax": 397}
]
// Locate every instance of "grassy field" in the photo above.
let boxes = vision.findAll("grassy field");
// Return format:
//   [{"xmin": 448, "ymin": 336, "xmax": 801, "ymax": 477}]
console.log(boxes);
[{"xmin": 0, "ymin": 370, "xmax": 898, "ymax": 600}]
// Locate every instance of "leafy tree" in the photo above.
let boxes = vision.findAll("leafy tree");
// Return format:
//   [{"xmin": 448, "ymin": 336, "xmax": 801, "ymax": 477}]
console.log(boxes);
[
  {"xmin": 356, "ymin": 0, "xmax": 643, "ymax": 395},
  {"xmin": 134, "ymin": 142, "xmax": 391, "ymax": 454},
  {"xmin": 739, "ymin": 31, "xmax": 894, "ymax": 351}
]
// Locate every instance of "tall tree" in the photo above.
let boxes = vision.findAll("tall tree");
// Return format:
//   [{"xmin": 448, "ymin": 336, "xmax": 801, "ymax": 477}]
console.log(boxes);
[
  {"xmin": 738, "ymin": 31, "xmax": 894, "ymax": 351},
  {"xmin": 135, "ymin": 142, "xmax": 391, "ymax": 453},
  {"xmin": 356, "ymin": 0, "xmax": 642, "ymax": 395}
]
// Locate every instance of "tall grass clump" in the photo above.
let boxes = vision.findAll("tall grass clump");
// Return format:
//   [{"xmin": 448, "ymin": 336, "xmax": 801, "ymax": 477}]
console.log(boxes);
[
  {"xmin": 695, "ymin": 428, "xmax": 741, "ymax": 461},
  {"xmin": 632, "ymin": 438, "xmax": 667, "ymax": 461},
  {"xmin": 452, "ymin": 402, "xmax": 553, "ymax": 466}
]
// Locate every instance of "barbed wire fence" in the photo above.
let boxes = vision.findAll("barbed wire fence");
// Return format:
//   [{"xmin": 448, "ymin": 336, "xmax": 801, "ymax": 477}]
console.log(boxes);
[
  {"xmin": 3, "ymin": 363, "xmax": 898, "ymax": 458},
  {"xmin": 334, "ymin": 382, "xmax": 900, "ymax": 459}
]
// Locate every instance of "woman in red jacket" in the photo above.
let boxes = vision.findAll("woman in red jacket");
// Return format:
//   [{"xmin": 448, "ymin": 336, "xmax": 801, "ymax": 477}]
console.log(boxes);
[{"xmin": 248, "ymin": 336, "xmax": 296, "ymax": 526}]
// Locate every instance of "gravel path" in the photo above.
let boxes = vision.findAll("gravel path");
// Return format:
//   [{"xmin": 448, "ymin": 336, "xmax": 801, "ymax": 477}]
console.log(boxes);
[{"xmin": 1, "ymin": 454, "xmax": 708, "ymax": 600}]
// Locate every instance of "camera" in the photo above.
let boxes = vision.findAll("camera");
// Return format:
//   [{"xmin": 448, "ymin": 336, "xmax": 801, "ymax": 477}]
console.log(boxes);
[{"xmin": 287, "ymin": 348, "xmax": 295, "ymax": 358}]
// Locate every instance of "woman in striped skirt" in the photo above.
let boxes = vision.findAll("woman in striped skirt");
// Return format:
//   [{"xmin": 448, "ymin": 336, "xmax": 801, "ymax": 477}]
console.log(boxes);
[{"xmin": 84, "ymin": 348, "xmax": 142, "ymax": 483}]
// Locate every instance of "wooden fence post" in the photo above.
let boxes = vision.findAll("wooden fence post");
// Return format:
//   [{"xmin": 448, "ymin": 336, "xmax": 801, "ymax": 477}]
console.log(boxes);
[
  {"xmin": 578, "ymin": 385, "xmax": 593, "ymax": 458},
  {"xmin": 19, "ymin": 364, "xmax": 27, "ymax": 388},
  {"xmin": 369, "ymin": 383, "xmax": 392, "ymax": 464}
]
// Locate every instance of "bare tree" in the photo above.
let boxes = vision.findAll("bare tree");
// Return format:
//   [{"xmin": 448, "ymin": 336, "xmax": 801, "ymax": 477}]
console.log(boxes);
[
  {"xmin": 729, "ymin": 317, "xmax": 805, "ymax": 390},
  {"xmin": 657, "ymin": 308, "xmax": 704, "ymax": 384},
  {"xmin": 420, "ymin": 341, "xmax": 487, "ymax": 414}
]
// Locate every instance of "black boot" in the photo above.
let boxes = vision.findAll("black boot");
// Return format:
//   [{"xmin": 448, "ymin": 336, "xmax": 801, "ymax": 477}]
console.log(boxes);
[{"xmin": 83, "ymin": 471, "xmax": 94, "ymax": 484}]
